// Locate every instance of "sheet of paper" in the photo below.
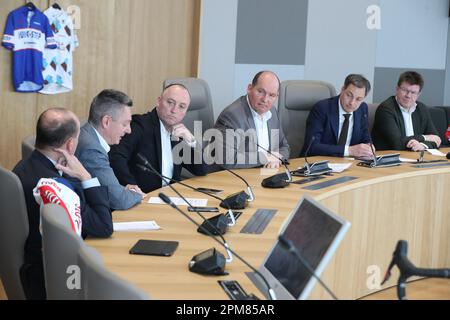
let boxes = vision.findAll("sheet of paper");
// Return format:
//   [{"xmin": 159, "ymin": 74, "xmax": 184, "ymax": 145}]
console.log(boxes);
[
  {"xmin": 399, "ymin": 157, "xmax": 417, "ymax": 163},
  {"xmin": 113, "ymin": 221, "xmax": 160, "ymax": 232},
  {"xmin": 426, "ymin": 149, "xmax": 446, "ymax": 157},
  {"xmin": 148, "ymin": 197, "xmax": 208, "ymax": 207},
  {"xmin": 328, "ymin": 163, "xmax": 352, "ymax": 173}
]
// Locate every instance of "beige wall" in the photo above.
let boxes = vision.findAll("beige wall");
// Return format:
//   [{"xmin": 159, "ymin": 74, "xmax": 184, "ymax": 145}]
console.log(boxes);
[{"xmin": 0, "ymin": 0, "xmax": 200, "ymax": 169}]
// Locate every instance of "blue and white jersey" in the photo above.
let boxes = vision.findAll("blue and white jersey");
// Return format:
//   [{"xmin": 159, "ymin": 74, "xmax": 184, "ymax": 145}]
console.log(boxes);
[
  {"xmin": 40, "ymin": 7, "xmax": 78, "ymax": 95},
  {"xmin": 2, "ymin": 5, "xmax": 56, "ymax": 92}
]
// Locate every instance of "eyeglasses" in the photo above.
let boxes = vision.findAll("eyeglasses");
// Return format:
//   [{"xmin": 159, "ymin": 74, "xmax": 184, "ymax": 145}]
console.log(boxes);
[{"xmin": 398, "ymin": 87, "xmax": 420, "ymax": 96}]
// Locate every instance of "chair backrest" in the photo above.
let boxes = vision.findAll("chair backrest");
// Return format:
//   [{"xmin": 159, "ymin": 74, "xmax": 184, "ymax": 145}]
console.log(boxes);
[
  {"xmin": 367, "ymin": 103, "xmax": 379, "ymax": 134},
  {"xmin": 429, "ymin": 106, "xmax": 450, "ymax": 147},
  {"xmin": 278, "ymin": 80, "xmax": 336, "ymax": 158},
  {"xmin": 0, "ymin": 165, "xmax": 29, "ymax": 300},
  {"xmin": 163, "ymin": 78, "xmax": 215, "ymax": 133},
  {"xmin": 21, "ymin": 135, "xmax": 36, "ymax": 160},
  {"xmin": 78, "ymin": 246, "xmax": 149, "ymax": 300},
  {"xmin": 41, "ymin": 203, "xmax": 84, "ymax": 300}
]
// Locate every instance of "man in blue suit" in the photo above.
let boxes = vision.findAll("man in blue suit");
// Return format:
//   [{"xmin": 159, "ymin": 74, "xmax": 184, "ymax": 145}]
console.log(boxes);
[{"xmin": 300, "ymin": 74, "xmax": 374, "ymax": 158}]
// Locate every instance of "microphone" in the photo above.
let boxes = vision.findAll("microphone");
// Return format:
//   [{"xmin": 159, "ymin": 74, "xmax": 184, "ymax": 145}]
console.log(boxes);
[
  {"xmin": 381, "ymin": 240, "xmax": 450, "ymax": 300},
  {"xmin": 278, "ymin": 235, "xmax": 338, "ymax": 300},
  {"xmin": 218, "ymin": 166, "xmax": 255, "ymax": 210},
  {"xmin": 136, "ymin": 153, "xmax": 236, "ymax": 228},
  {"xmin": 364, "ymin": 112, "xmax": 378, "ymax": 167},
  {"xmin": 159, "ymin": 192, "xmax": 277, "ymax": 300},
  {"xmin": 296, "ymin": 136, "xmax": 331, "ymax": 176},
  {"xmin": 256, "ymin": 143, "xmax": 292, "ymax": 188},
  {"xmin": 357, "ymin": 112, "xmax": 401, "ymax": 168}
]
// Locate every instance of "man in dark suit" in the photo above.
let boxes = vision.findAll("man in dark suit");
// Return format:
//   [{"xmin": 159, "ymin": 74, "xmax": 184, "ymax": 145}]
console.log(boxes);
[
  {"xmin": 372, "ymin": 71, "xmax": 441, "ymax": 151},
  {"xmin": 13, "ymin": 108, "xmax": 113, "ymax": 300},
  {"xmin": 109, "ymin": 84, "xmax": 207, "ymax": 193},
  {"xmin": 300, "ymin": 74, "xmax": 374, "ymax": 158}
]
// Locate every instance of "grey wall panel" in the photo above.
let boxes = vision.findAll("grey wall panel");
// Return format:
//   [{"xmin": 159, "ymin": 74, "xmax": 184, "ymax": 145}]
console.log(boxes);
[
  {"xmin": 198, "ymin": 0, "xmax": 239, "ymax": 120},
  {"xmin": 376, "ymin": 0, "xmax": 449, "ymax": 70},
  {"xmin": 304, "ymin": 0, "xmax": 379, "ymax": 102},
  {"xmin": 373, "ymin": 67, "xmax": 445, "ymax": 106},
  {"xmin": 235, "ymin": 0, "xmax": 308, "ymax": 65},
  {"xmin": 445, "ymin": 21, "xmax": 450, "ymax": 106}
]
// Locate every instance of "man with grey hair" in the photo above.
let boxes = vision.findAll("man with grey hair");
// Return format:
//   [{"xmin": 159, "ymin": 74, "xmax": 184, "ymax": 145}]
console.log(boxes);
[
  {"xmin": 76, "ymin": 89, "xmax": 144, "ymax": 210},
  {"xmin": 300, "ymin": 74, "xmax": 374, "ymax": 158}
]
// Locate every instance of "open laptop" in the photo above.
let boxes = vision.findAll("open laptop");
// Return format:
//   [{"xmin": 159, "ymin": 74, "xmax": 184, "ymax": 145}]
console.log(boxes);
[{"xmin": 249, "ymin": 194, "xmax": 350, "ymax": 300}]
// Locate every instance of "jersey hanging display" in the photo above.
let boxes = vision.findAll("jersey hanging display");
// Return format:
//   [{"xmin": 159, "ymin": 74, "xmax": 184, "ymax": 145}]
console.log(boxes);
[
  {"xmin": 40, "ymin": 6, "xmax": 79, "ymax": 95},
  {"xmin": 2, "ymin": 5, "xmax": 56, "ymax": 92}
]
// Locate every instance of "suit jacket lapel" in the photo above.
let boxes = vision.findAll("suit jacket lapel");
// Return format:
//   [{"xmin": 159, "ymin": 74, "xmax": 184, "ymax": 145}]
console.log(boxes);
[
  {"xmin": 151, "ymin": 109, "xmax": 163, "ymax": 172},
  {"xmin": 330, "ymin": 96, "xmax": 340, "ymax": 142}
]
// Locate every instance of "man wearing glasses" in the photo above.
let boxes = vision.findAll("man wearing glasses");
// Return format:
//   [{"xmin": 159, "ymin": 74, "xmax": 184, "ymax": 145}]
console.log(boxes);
[{"xmin": 372, "ymin": 71, "xmax": 441, "ymax": 151}]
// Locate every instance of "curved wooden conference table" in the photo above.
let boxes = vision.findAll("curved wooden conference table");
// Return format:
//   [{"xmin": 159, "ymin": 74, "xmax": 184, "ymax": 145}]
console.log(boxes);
[{"xmin": 86, "ymin": 149, "xmax": 450, "ymax": 300}]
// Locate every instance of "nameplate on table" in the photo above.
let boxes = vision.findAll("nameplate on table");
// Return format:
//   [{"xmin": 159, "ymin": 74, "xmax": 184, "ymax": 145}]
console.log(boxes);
[
  {"xmin": 148, "ymin": 197, "xmax": 208, "ymax": 207},
  {"xmin": 302, "ymin": 176, "xmax": 358, "ymax": 191},
  {"xmin": 240, "ymin": 209, "xmax": 277, "ymax": 234},
  {"xmin": 412, "ymin": 162, "xmax": 450, "ymax": 169},
  {"xmin": 113, "ymin": 221, "xmax": 161, "ymax": 232}
]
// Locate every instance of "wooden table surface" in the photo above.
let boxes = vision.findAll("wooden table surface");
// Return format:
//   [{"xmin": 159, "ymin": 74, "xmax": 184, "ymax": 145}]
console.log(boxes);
[{"xmin": 86, "ymin": 149, "xmax": 450, "ymax": 300}]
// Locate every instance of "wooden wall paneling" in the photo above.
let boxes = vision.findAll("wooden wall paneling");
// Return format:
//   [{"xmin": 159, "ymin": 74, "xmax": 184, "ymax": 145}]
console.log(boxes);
[
  {"xmin": 0, "ymin": 0, "xmax": 48, "ymax": 169},
  {"xmin": 0, "ymin": 0, "xmax": 201, "ymax": 169}
]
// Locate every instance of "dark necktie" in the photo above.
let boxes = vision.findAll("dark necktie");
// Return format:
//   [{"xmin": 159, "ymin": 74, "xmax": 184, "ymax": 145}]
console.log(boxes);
[{"xmin": 338, "ymin": 113, "xmax": 351, "ymax": 146}]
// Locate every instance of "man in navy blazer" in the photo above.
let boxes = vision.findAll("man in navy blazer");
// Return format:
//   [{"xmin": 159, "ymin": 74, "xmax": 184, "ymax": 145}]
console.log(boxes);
[
  {"xmin": 300, "ymin": 74, "xmax": 375, "ymax": 158},
  {"xmin": 14, "ymin": 108, "xmax": 112, "ymax": 299}
]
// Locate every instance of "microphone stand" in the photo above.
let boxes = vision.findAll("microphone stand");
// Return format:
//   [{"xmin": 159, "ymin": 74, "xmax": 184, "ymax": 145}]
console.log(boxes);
[
  {"xmin": 256, "ymin": 143, "xmax": 292, "ymax": 183},
  {"xmin": 296, "ymin": 136, "xmax": 332, "ymax": 176},
  {"xmin": 159, "ymin": 192, "xmax": 277, "ymax": 300},
  {"xmin": 219, "ymin": 166, "xmax": 255, "ymax": 202},
  {"xmin": 381, "ymin": 240, "xmax": 450, "ymax": 300}
]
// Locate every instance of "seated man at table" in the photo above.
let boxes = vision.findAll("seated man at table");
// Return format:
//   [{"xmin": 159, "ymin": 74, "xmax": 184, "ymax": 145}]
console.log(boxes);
[
  {"xmin": 371, "ymin": 71, "xmax": 441, "ymax": 151},
  {"xmin": 300, "ymin": 74, "xmax": 374, "ymax": 158},
  {"xmin": 75, "ymin": 89, "xmax": 144, "ymax": 210},
  {"xmin": 210, "ymin": 71, "xmax": 290, "ymax": 169},
  {"xmin": 109, "ymin": 84, "xmax": 207, "ymax": 193},
  {"xmin": 13, "ymin": 108, "xmax": 113, "ymax": 300}
]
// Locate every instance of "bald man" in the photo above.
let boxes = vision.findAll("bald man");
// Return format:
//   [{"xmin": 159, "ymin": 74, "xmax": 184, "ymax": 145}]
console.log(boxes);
[
  {"xmin": 13, "ymin": 108, "xmax": 112, "ymax": 300},
  {"xmin": 109, "ymin": 84, "xmax": 207, "ymax": 193},
  {"xmin": 211, "ymin": 71, "xmax": 290, "ymax": 169}
]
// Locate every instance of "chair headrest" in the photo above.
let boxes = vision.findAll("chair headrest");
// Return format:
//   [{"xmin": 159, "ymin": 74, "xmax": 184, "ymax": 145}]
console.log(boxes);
[
  {"xmin": 284, "ymin": 82, "xmax": 335, "ymax": 111},
  {"xmin": 164, "ymin": 78, "xmax": 211, "ymax": 111}
]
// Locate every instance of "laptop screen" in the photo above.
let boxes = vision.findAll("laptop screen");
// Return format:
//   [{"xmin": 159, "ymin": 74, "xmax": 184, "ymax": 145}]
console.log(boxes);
[{"xmin": 256, "ymin": 194, "xmax": 350, "ymax": 300}]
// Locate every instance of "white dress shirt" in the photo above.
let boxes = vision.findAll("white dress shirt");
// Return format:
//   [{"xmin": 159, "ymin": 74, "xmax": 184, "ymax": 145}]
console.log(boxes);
[
  {"xmin": 247, "ymin": 96, "xmax": 272, "ymax": 154},
  {"xmin": 338, "ymin": 100, "xmax": 354, "ymax": 157},
  {"xmin": 160, "ymin": 121, "xmax": 174, "ymax": 186}
]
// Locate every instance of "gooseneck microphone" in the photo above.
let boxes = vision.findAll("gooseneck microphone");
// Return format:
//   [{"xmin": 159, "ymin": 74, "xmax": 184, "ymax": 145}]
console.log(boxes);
[
  {"xmin": 256, "ymin": 143, "xmax": 292, "ymax": 184},
  {"xmin": 159, "ymin": 192, "xmax": 277, "ymax": 300},
  {"xmin": 136, "ymin": 152, "xmax": 236, "ymax": 228},
  {"xmin": 381, "ymin": 240, "xmax": 450, "ymax": 300},
  {"xmin": 364, "ymin": 112, "xmax": 378, "ymax": 166},
  {"xmin": 278, "ymin": 235, "xmax": 338, "ymax": 300},
  {"xmin": 297, "ymin": 136, "xmax": 331, "ymax": 176},
  {"xmin": 218, "ymin": 166, "xmax": 255, "ymax": 210}
]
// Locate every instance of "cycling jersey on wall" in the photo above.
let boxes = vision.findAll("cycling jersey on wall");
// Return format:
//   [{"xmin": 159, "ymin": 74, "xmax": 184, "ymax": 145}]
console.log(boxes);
[
  {"xmin": 2, "ymin": 5, "xmax": 56, "ymax": 92},
  {"xmin": 40, "ymin": 7, "xmax": 79, "ymax": 95}
]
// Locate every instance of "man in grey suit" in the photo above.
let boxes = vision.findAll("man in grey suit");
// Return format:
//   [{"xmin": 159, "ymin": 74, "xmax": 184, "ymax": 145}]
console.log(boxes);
[
  {"xmin": 76, "ymin": 89, "xmax": 144, "ymax": 210},
  {"xmin": 211, "ymin": 71, "xmax": 290, "ymax": 169}
]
